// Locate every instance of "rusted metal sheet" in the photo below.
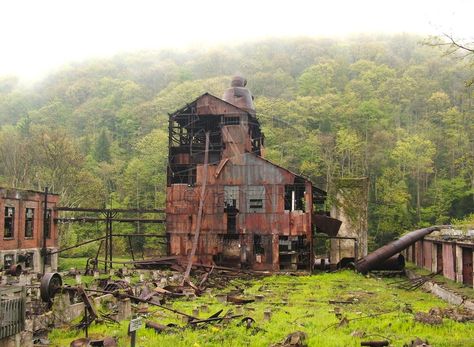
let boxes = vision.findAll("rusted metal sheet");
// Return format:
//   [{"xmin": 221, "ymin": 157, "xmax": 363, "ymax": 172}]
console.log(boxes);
[
  {"xmin": 422, "ymin": 240, "xmax": 432, "ymax": 271},
  {"xmin": 442, "ymin": 243, "xmax": 456, "ymax": 280},
  {"xmin": 313, "ymin": 214, "xmax": 342, "ymax": 237},
  {"xmin": 414, "ymin": 241, "xmax": 421, "ymax": 267},
  {"xmin": 355, "ymin": 226, "xmax": 444, "ymax": 274},
  {"xmin": 196, "ymin": 93, "xmax": 249, "ymax": 116}
]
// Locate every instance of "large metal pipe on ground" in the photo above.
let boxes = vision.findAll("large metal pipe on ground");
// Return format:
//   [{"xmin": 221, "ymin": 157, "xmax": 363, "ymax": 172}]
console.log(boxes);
[
  {"xmin": 355, "ymin": 226, "xmax": 447, "ymax": 274},
  {"xmin": 369, "ymin": 253, "xmax": 405, "ymax": 271}
]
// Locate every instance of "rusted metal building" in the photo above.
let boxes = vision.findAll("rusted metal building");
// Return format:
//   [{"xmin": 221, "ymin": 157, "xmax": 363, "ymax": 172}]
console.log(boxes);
[
  {"xmin": 404, "ymin": 229, "xmax": 474, "ymax": 288},
  {"xmin": 0, "ymin": 187, "xmax": 59, "ymax": 273},
  {"xmin": 166, "ymin": 77, "xmax": 326, "ymax": 271}
]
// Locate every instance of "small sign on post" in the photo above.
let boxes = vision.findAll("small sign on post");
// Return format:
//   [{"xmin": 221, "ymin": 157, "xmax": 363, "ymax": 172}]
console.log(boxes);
[{"xmin": 128, "ymin": 317, "xmax": 142, "ymax": 347}]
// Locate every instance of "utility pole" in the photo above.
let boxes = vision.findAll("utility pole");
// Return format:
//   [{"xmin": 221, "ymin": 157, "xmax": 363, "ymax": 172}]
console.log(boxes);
[{"xmin": 42, "ymin": 187, "xmax": 49, "ymax": 274}]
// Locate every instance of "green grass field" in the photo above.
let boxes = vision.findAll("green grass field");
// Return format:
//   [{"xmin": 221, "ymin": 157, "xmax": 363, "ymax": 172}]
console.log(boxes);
[{"xmin": 49, "ymin": 266, "xmax": 474, "ymax": 347}]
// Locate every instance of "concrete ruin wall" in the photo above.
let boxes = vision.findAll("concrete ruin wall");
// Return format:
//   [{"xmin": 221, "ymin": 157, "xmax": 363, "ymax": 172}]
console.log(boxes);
[{"xmin": 329, "ymin": 177, "xmax": 368, "ymax": 265}]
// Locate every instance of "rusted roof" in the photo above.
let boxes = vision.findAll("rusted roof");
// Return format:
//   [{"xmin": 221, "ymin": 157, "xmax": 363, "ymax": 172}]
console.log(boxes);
[{"xmin": 169, "ymin": 92, "xmax": 253, "ymax": 117}]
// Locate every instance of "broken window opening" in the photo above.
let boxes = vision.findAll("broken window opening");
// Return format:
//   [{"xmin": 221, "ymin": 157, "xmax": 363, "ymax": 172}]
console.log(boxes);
[
  {"xmin": 4, "ymin": 207, "xmax": 15, "ymax": 238},
  {"xmin": 168, "ymin": 165, "xmax": 196, "ymax": 185},
  {"xmin": 214, "ymin": 234, "xmax": 241, "ymax": 267},
  {"xmin": 247, "ymin": 186, "xmax": 265, "ymax": 213},
  {"xmin": 279, "ymin": 235, "xmax": 309, "ymax": 270},
  {"xmin": 168, "ymin": 114, "xmax": 223, "ymax": 186},
  {"xmin": 224, "ymin": 186, "xmax": 239, "ymax": 233},
  {"xmin": 249, "ymin": 199, "xmax": 263, "ymax": 209},
  {"xmin": 222, "ymin": 116, "xmax": 240, "ymax": 125},
  {"xmin": 4, "ymin": 254, "xmax": 14, "ymax": 268},
  {"xmin": 284, "ymin": 181, "xmax": 306, "ymax": 211},
  {"xmin": 25, "ymin": 208, "xmax": 34, "ymax": 238},
  {"xmin": 225, "ymin": 203, "xmax": 238, "ymax": 233},
  {"xmin": 254, "ymin": 234, "xmax": 264, "ymax": 255},
  {"xmin": 18, "ymin": 253, "xmax": 34, "ymax": 268},
  {"xmin": 44, "ymin": 253, "xmax": 52, "ymax": 266}
]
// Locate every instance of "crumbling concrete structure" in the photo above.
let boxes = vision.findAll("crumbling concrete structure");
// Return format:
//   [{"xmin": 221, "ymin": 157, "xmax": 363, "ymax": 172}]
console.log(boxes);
[{"xmin": 0, "ymin": 188, "xmax": 59, "ymax": 273}]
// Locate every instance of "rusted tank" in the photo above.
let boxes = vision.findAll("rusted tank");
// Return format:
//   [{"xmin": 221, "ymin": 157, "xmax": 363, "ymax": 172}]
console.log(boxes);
[
  {"xmin": 222, "ymin": 76, "xmax": 255, "ymax": 113},
  {"xmin": 355, "ymin": 226, "xmax": 446, "ymax": 274}
]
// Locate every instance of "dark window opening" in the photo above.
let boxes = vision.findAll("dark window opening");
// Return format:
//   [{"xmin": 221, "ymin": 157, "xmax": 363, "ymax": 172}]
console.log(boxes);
[
  {"xmin": 45, "ymin": 209, "xmax": 52, "ymax": 239},
  {"xmin": 4, "ymin": 254, "xmax": 14, "ymax": 268},
  {"xmin": 168, "ymin": 114, "xmax": 223, "ymax": 186},
  {"xmin": 247, "ymin": 186, "xmax": 265, "ymax": 213},
  {"xmin": 17, "ymin": 253, "xmax": 34, "ymax": 268},
  {"xmin": 4, "ymin": 207, "xmax": 15, "ymax": 238},
  {"xmin": 25, "ymin": 208, "xmax": 34, "ymax": 238},
  {"xmin": 223, "ymin": 116, "xmax": 240, "ymax": 125},
  {"xmin": 225, "ymin": 203, "xmax": 238, "ymax": 233},
  {"xmin": 25, "ymin": 253, "xmax": 34, "ymax": 268},
  {"xmin": 279, "ymin": 235, "xmax": 309, "ymax": 270},
  {"xmin": 462, "ymin": 247, "xmax": 473, "ymax": 286},
  {"xmin": 254, "ymin": 234, "xmax": 264, "ymax": 255},
  {"xmin": 224, "ymin": 186, "xmax": 239, "ymax": 233},
  {"xmin": 249, "ymin": 199, "xmax": 263, "ymax": 209},
  {"xmin": 168, "ymin": 164, "xmax": 196, "ymax": 185},
  {"xmin": 284, "ymin": 180, "xmax": 306, "ymax": 211},
  {"xmin": 44, "ymin": 253, "xmax": 52, "ymax": 266},
  {"xmin": 436, "ymin": 243, "xmax": 443, "ymax": 273}
]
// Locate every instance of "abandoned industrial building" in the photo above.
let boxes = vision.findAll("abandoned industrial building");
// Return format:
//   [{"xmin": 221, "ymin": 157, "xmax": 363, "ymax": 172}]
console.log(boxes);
[
  {"xmin": 0, "ymin": 187, "xmax": 59, "ymax": 273},
  {"xmin": 166, "ymin": 76, "xmax": 332, "ymax": 271}
]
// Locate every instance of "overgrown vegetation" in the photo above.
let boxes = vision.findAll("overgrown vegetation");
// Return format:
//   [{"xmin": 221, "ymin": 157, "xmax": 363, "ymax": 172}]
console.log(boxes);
[
  {"xmin": 49, "ymin": 270, "xmax": 474, "ymax": 346},
  {"xmin": 0, "ymin": 35, "xmax": 473, "ymax": 249}
]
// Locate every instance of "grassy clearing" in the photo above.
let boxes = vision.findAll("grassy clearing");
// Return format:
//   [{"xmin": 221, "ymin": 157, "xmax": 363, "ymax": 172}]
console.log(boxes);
[
  {"xmin": 58, "ymin": 257, "xmax": 135, "ymax": 272},
  {"xmin": 49, "ymin": 270, "xmax": 474, "ymax": 347}
]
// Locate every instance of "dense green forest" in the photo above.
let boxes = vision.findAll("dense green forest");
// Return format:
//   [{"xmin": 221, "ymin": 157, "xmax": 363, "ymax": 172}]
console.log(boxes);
[{"xmin": 0, "ymin": 34, "xmax": 473, "ymax": 250}]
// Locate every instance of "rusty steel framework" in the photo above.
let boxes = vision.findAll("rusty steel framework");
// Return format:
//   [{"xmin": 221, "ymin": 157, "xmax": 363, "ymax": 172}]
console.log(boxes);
[
  {"xmin": 54, "ymin": 207, "xmax": 166, "ymax": 272},
  {"xmin": 166, "ymin": 77, "xmax": 332, "ymax": 272}
]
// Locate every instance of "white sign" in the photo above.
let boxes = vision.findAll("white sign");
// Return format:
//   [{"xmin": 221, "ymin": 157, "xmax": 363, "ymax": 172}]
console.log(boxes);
[{"xmin": 129, "ymin": 317, "xmax": 142, "ymax": 332}]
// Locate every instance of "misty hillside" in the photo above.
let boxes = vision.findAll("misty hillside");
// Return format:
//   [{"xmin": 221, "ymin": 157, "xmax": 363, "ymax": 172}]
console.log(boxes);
[{"xmin": 0, "ymin": 34, "xmax": 473, "ymax": 248}]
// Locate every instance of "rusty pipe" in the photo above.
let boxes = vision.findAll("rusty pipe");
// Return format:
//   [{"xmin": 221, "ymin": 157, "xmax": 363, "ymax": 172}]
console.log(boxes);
[
  {"xmin": 355, "ymin": 226, "xmax": 448, "ymax": 274},
  {"xmin": 369, "ymin": 253, "xmax": 405, "ymax": 271}
]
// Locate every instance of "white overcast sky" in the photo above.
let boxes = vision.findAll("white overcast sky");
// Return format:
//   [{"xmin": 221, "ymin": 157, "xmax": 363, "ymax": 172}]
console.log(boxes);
[{"xmin": 0, "ymin": 0, "xmax": 472, "ymax": 81}]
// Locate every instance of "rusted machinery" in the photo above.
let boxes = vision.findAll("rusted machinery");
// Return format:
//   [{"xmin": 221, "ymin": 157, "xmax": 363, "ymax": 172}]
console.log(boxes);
[{"xmin": 355, "ymin": 226, "xmax": 448, "ymax": 274}]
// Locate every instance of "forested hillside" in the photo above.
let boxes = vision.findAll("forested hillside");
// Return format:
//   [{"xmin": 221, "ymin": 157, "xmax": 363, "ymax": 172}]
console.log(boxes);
[{"xmin": 1, "ymin": 34, "xmax": 473, "ymax": 249}]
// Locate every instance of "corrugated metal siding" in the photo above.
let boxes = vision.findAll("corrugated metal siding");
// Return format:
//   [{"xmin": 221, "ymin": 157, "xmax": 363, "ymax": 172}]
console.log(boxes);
[
  {"xmin": 443, "ymin": 243, "xmax": 456, "ymax": 280},
  {"xmin": 423, "ymin": 240, "xmax": 432, "ymax": 271},
  {"xmin": 415, "ymin": 241, "xmax": 423, "ymax": 267}
]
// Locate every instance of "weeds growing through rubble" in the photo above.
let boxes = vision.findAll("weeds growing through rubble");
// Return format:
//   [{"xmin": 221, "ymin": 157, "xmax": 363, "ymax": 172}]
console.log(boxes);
[{"xmin": 49, "ymin": 269, "xmax": 474, "ymax": 347}]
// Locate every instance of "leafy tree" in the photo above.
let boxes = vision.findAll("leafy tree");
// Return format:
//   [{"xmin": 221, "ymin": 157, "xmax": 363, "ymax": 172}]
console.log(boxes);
[
  {"xmin": 391, "ymin": 134, "xmax": 436, "ymax": 222},
  {"xmin": 94, "ymin": 129, "xmax": 111, "ymax": 163}
]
